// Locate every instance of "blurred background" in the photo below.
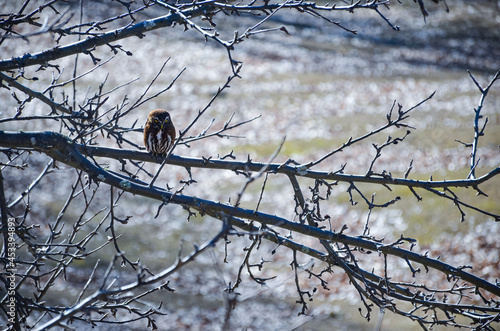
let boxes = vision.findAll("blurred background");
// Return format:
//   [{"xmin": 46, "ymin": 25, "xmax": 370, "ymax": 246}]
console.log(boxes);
[{"xmin": 1, "ymin": 0, "xmax": 499, "ymax": 329}]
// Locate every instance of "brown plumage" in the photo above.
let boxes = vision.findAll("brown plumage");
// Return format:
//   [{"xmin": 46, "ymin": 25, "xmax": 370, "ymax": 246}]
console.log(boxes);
[{"xmin": 144, "ymin": 109, "xmax": 176, "ymax": 156}]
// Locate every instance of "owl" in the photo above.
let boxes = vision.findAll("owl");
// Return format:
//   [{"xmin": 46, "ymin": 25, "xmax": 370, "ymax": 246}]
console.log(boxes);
[{"xmin": 144, "ymin": 109, "xmax": 176, "ymax": 156}]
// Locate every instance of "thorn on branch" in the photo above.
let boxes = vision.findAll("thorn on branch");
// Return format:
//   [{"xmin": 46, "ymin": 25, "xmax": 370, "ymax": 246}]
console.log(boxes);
[
  {"xmin": 405, "ymin": 258, "xmax": 421, "ymax": 277},
  {"xmin": 409, "ymin": 186, "xmax": 422, "ymax": 201},
  {"xmin": 220, "ymin": 150, "xmax": 236, "ymax": 160},
  {"xmin": 83, "ymin": 48, "xmax": 101, "ymax": 65},
  {"xmin": 279, "ymin": 26, "xmax": 290, "ymax": 35},
  {"xmin": 455, "ymin": 139, "xmax": 472, "ymax": 148},
  {"xmin": 182, "ymin": 206, "xmax": 197, "ymax": 221},
  {"xmin": 404, "ymin": 159, "xmax": 413, "ymax": 179},
  {"xmin": 201, "ymin": 155, "xmax": 212, "ymax": 165}
]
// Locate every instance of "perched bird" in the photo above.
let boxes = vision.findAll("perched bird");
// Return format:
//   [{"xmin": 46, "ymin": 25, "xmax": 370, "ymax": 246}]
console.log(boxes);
[{"xmin": 144, "ymin": 109, "xmax": 176, "ymax": 156}]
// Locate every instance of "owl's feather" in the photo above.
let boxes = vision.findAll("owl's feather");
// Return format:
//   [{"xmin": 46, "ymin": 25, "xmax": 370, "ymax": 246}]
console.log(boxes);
[{"xmin": 144, "ymin": 109, "xmax": 176, "ymax": 156}]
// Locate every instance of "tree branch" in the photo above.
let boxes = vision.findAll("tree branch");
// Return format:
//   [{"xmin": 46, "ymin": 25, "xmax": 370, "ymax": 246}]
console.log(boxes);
[
  {"xmin": 0, "ymin": 4, "xmax": 215, "ymax": 71},
  {"xmin": 0, "ymin": 129, "xmax": 498, "ymax": 298}
]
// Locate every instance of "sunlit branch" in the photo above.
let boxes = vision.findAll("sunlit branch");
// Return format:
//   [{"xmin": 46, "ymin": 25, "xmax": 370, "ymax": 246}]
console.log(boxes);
[
  {"xmin": 0, "ymin": 129, "xmax": 498, "ymax": 299},
  {"xmin": 32, "ymin": 221, "xmax": 230, "ymax": 331},
  {"xmin": 0, "ymin": 4, "xmax": 216, "ymax": 71},
  {"xmin": 1, "ymin": 130, "xmax": 499, "ymax": 191},
  {"xmin": 0, "ymin": 71, "xmax": 72, "ymax": 114},
  {"xmin": 467, "ymin": 70, "xmax": 500, "ymax": 179}
]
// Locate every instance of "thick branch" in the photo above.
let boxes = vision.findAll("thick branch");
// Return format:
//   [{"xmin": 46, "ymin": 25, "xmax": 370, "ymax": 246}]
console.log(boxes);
[
  {"xmin": 0, "ymin": 4, "xmax": 214, "ymax": 71},
  {"xmin": 2, "ymin": 131, "xmax": 497, "ymax": 190},
  {"xmin": 0, "ymin": 130, "xmax": 499, "ymax": 297}
]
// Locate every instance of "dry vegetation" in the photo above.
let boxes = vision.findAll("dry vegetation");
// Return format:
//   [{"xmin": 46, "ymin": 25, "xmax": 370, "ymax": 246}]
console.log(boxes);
[{"xmin": 0, "ymin": 1, "xmax": 499, "ymax": 330}]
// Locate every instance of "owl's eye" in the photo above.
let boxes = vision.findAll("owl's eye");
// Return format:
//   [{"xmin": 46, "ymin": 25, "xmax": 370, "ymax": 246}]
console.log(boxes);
[{"xmin": 154, "ymin": 118, "xmax": 159, "ymax": 123}]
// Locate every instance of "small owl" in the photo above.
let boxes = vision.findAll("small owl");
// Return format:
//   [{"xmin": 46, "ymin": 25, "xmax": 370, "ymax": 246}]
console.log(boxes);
[{"xmin": 144, "ymin": 109, "xmax": 176, "ymax": 156}]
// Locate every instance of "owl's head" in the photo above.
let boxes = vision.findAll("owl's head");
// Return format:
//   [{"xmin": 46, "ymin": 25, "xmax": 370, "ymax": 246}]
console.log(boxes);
[{"xmin": 147, "ymin": 109, "xmax": 171, "ymax": 129}]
